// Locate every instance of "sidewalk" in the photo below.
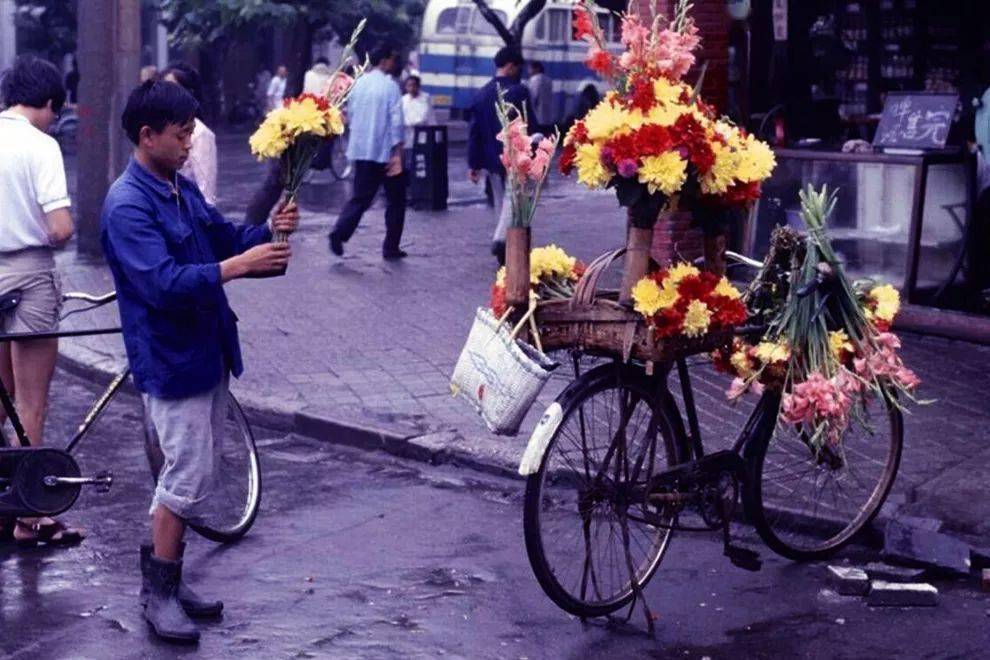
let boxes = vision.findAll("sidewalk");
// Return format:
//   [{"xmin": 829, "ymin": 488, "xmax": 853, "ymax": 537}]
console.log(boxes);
[{"xmin": 56, "ymin": 137, "xmax": 990, "ymax": 541}]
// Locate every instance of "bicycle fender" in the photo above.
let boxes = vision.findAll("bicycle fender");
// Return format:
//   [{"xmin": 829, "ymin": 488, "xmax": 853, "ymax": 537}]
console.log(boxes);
[{"xmin": 518, "ymin": 402, "xmax": 564, "ymax": 476}]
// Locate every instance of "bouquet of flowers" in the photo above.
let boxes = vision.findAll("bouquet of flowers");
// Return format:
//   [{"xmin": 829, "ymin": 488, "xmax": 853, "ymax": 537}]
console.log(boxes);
[
  {"xmin": 630, "ymin": 262, "xmax": 747, "ymax": 340},
  {"xmin": 496, "ymin": 90, "xmax": 560, "ymax": 228},
  {"xmin": 712, "ymin": 185, "xmax": 923, "ymax": 450},
  {"xmin": 249, "ymin": 20, "xmax": 367, "ymax": 242},
  {"xmin": 559, "ymin": 0, "xmax": 776, "ymax": 229},
  {"xmin": 491, "ymin": 245, "xmax": 586, "ymax": 319}
]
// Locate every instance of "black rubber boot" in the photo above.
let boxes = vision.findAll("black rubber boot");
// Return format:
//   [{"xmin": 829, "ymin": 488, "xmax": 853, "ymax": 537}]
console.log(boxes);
[
  {"xmin": 140, "ymin": 544, "xmax": 223, "ymax": 618},
  {"xmin": 142, "ymin": 553, "xmax": 200, "ymax": 644}
]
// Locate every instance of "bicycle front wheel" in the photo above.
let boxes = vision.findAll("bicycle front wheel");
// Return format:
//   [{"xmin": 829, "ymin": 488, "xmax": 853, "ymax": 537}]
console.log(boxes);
[
  {"xmin": 523, "ymin": 363, "xmax": 681, "ymax": 618},
  {"xmin": 330, "ymin": 132, "xmax": 352, "ymax": 180},
  {"xmin": 745, "ymin": 391, "xmax": 903, "ymax": 560},
  {"xmin": 145, "ymin": 393, "xmax": 262, "ymax": 543}
]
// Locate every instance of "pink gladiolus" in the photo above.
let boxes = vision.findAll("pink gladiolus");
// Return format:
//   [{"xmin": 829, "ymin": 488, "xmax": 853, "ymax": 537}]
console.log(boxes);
[
  {"xmin": 530, "ymin": 149, "xmax": 551, "ymax": 180},
  {"xmin": 537, "ymin": 137, "xmax": 555, "ymax": 154},
  {"xmin": 325, "ymin": 72, "xmax": 354, "ymax": 104}
]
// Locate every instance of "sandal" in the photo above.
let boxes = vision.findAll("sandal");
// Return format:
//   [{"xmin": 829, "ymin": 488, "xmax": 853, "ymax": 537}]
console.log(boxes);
[{"xmin": 14, "ymin": 517, "xmax": 86, "ymax": 547}]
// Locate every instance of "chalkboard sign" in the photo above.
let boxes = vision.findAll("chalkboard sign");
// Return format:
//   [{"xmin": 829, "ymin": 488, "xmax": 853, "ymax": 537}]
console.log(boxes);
[{"xmin": 873, "ymin": 93, "xmax": 958, "ymax": 151}]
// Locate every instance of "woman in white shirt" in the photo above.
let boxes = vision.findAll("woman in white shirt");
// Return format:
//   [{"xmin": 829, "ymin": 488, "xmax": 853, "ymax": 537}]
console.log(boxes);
[
  {"xmin": 401, "ymin": 75, "xmax": 435, "ymax": 147},
  {"xmin": 162, "ymin": 63, "xmax": 218, "ymax": 206},
  {"xmin": 0, "ymin": 56, "xmax": 82, "ymax": 546}
]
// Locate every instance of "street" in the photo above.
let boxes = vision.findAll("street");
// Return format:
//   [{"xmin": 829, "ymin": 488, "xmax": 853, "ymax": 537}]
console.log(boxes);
[{"xmin": 2, "ymin": 368, "xmax": 988, "ymax": 659}]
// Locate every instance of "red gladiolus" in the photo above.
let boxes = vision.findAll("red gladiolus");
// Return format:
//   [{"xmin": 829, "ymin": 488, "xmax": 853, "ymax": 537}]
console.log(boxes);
[
  {"xmin": 586, "ymin": 48, "xmax": 615, "ymax": 76},
  {"xmin": 573, "ymin": 4, "xmax": 594, "ymax": 40}
]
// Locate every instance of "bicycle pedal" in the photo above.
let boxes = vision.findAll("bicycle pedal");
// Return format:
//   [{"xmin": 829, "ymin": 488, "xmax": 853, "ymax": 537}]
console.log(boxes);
[{"xmin": 725, "ymin": 545, "xmax": 762, "ymax": 572}]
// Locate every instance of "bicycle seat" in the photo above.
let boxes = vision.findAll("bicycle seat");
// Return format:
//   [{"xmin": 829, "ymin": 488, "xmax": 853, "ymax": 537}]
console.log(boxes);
[{"xmin": 0, "ymin": 290, "xmax": 23, "ymax": 313}]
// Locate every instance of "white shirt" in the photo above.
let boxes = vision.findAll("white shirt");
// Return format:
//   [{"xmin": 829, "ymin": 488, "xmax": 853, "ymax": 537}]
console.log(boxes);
[
  {"xmin": 179, "ymin": 118, "xmax": 218, "ymax": 206},
  {"xmin": 266, "ymin": 75, "xmax": 287, "ymax": 110},
  {"xmin": 303, "ymin": 64, "xmax": 332, "ymax": 96},
  {"xmin": 401, "ymin": 91, "xmax": 435, "ymax": 146},
  {"xmin": 0, "ymin": 110, "xmax": 71, "ymax": 252}
]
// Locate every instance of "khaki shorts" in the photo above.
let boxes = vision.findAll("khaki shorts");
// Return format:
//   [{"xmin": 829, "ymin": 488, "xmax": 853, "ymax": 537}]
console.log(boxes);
[{"xmin": 0, "ymin": 251, "xmax": 61, "ymax": 336}]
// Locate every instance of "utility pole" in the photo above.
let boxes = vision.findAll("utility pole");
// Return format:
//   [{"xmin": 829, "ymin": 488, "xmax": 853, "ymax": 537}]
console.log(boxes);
[{"xmin": 76, "ymin": 0, "xmax": 141, "ymax": 257}]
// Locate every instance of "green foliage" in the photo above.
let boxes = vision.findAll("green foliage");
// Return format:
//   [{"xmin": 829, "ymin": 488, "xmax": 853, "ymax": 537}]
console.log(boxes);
[{"xmin": 14, "ymin": 0, "xmax": 78, "ymax": 60}]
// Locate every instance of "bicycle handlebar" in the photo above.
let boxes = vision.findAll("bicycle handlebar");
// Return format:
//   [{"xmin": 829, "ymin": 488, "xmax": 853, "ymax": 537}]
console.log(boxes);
[{"xmin": 63, "ymin": 291, "xmax": 117, "ymax": 305}]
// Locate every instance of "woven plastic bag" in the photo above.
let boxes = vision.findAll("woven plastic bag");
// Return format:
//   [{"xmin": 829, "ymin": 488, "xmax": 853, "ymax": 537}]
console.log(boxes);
[{"xmin": 451, "ymin": 306, "xmax": 558, "ymax": 436}]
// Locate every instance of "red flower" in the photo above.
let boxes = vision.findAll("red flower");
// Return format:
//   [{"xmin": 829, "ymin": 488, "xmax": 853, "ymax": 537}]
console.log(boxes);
[
  {"xmin": 653, "ymin": 307, "xmax": 686, "ymax": 339},
  {"xmin": 491, "ymin": 284, "xmax": 507, "ymax": 318},
  {"xmin": 678, "ymin": 273, "xmax": 718, "ymax": 300},
  {"xmin": 291, "ymin": 93, "xmax": 330, "ymax": 111},
  {"xmin": 709, "ymin": 296, "xmax": 748, "ymax": 327},
  {"xmin": 629, "ymin": 78, "xmax": 656, "ymax": 113},
  {"xmin": 573, "ymin": 261, "xmax": 587, "ymax": 279},
  {"xmin": 572, "ymin": 4, "xmax": 594, "ymax": 41},
  {"xmin": 670, "ymin": 114, "xmax": 715, "ymax": 174},
  {"xmin": 722, "ymin": 180, "xmax": 762, "ymax": 207},
  {"xmin": 711, "ymin": 346, "xmax": 735, "ymax": 374},
  {"xmin": 559, "ymin": 144, "xmax": 577, "ymax": 175},
  {"xmin": 586, "ymin": 49, "xmax": 615, "ymax": 76},
  {"xmin": 633, "ymin": 124, "xmax": 673, "ymax": 156},
  {"xmin": 605, "ymin": 133, "xmax": 639, "ymax": 164},
  {"xmin": 569, "ymin": 121, "xmax": 589, "ymax": 145}
]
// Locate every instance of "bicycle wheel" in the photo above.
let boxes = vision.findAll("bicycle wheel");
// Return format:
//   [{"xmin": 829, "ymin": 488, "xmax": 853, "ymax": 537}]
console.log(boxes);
[
  {"xmin": 144, "ymin": 392, "xmax": 262, "ymax": 543},
  {"xmin": 744, "ymin": 391, "xmax": 903, "ymax": 561},
  {"xmin": 524, "ymin": 363, "xmax": 682, "ymax": 618},
  {"xmin": 330, "ymin": 132, "xmax": 352, "ymax": 180}
]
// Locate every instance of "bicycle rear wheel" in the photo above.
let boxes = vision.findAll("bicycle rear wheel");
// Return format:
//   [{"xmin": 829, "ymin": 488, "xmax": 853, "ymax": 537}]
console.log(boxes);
[
  {"xmin": 330, "ymin": 132, "xmax": 352, "ymax": 180},
  {"xmin": 523, "ymin": 363, "xmax": 682, "ymax": 618},
  {"xmin": 744, "ymin": 391, "xmax": 903, "ymax": 560},
  {"xmin": 145, "ymin": 392, "xmax": 261, "ymax": 543}
]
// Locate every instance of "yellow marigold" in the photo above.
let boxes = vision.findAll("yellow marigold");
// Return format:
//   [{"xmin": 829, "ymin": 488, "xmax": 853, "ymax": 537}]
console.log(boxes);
[
  {"xmin": 700, "ymin": 142, "xmax": 739, "ymax": 195},
  {"xmin": 682, "ymin": 300, "xmax": 712, "ymax": 338},
  {"xmin": 735, "ymin": 135, "xmax": 776, "ymax": 183},
  {"xmin": 575, "ymin": 143, "xmax": 611, "ymax": 188},
  {"xmin": 666, "ymin": 262, "xmax": 700, "ymax": 286},
  {"xmin": 829, "ymin": 330, "xmax": 854, "ymax": 360},
  {"xmin": 714, "ymin": 276, "xmax": 742, "ymax": 300},
  {"xmin": 730, "ymin": 349, "xmax": 755, "ymax": 378},
  {"xmin": 754, "ymin": 340, "xmax": 790, "ymax": 364},
  {"xmin": 632, "ymin": 278, "xmax": 664, "ymax": 317},
  {"xmin": 870, "ymin": 284, "xmax": 900, "ymax": 322},
  {"xmin": 248, "ymin": 119, "xmax": 289, "ymax": 160},
  {"xmin": 583, "ymin": 98, "xmax": 633, "ymax": 140},
  {"xmin": 638, "ymin": 152, "xmax": 687, "ymax": 196}
]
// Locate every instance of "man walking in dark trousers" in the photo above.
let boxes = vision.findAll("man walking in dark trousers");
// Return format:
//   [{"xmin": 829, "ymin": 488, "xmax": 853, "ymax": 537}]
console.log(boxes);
[{"xmin": 328, "ymin": 43, "xmax": 407, "ymax": 260}]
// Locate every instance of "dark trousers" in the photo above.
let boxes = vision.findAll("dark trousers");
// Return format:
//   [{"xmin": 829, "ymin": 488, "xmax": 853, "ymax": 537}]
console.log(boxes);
[
  {"xmin": 331, "ymin": 160, "xmax": 406, "ymax": 253},
  {"xmin": 244, "ymin": 160, "xmax": 283, "ymax": 226}
]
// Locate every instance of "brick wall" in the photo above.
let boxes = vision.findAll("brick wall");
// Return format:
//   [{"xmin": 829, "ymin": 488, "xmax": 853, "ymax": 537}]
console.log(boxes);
[{"xmin": 636, "ymin": 0, "xmax": 730, "ymax": 110}]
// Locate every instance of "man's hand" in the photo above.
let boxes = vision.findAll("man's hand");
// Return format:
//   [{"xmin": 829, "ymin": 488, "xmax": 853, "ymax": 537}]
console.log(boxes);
[
  {"xmin": 46, "ymin": 208, "xmax": 74, "ymax": 248},
  {"xmin": 271, "ymin": 199, "xmax": 300, "ymax": 235},
  {"xmin": 386, "ymin": 149, "xmax": 403, "ymax": 177},
  {"xmin": 221, "ymin": 243, "xmax": 291, "ymax": 281},
  {"xmin": 468, "ymin": 169, "xmax": 481, "ymax": 184}
]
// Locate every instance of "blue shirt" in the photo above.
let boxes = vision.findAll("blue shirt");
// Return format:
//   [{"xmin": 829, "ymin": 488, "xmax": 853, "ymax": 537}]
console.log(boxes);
[
  {"xmin": 346, "ymin": 69, "xmax": 405, "ymax": 163},
  {"xmin": 100, "ymin": 159, "xmax": 272, "ymax": 399},
  {"xmin": 468, "ymin": 76, "xmax": 535, "ymax": 175}
]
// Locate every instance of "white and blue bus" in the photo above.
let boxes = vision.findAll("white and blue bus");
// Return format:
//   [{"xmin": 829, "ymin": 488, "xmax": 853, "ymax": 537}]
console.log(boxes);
[{"xmin": 417, "ymin": 0, "xmax": 621, "ymax": 122}]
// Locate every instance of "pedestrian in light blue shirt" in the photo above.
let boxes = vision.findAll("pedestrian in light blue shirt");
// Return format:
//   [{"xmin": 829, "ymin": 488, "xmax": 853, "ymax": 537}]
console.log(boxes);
[{"xmin": 329, "ymin": 43, "xmax": 407, "ymax": 260}]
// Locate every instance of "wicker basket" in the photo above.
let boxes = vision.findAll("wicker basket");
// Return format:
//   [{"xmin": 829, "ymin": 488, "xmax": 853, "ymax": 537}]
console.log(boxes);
[{"xmin": 532, "ymin": 248, "xmax": 732, "ymax": 363}]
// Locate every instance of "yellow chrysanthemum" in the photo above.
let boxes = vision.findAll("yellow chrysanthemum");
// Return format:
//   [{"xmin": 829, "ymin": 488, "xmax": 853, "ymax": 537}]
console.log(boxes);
[
  {"xmin": 495, "ymin": 266, "xmax": 506, "ymax": 287},
  {"xmin": 682, "ymin": 300, "xmax": 712, "ymax": 338},
  {"xmin": 730, "ymin": 349, "xmax": 755, "ymax": 378},
  {"xmin": 829, "ymin": 330, "xmax": 854, "ymax": 360},
  {"xmin": 754, "ymin": 340, "xmax": 790, "ymax": 364},
  {"xmin": 574, "ymin": 143, "xmax": 611, "ymax": 188},
  {"xmin": 870, "ymin": 284, "xmax": 900, "ymax": 322},
  {"xmin": 700, "ymin": 142, "xmax": 739, "ymax": 195},
  {"xmin": 632, "ymin": 278, "xmax": 664, "ymax": 317},
  {"xmin": 645, "ymin": 103, "xmax": 682, "ymax": 127},
  {"xmin": 248, "ymin": 119, "xmax": 289, "ymax": 160},
  {"xmin": 714, "ymin": 277, "xmax": 742, "ymax": 300},
  {"xmin": 653, "ymin": 78, "xmax": 688, "ymax": 107},
  {"xmin": 735, "ymin": 135, "xmax": 776, "ymax": 183},
  {"xmin": 657, "ymin": 282, "xmax": 680, "ymax": 309},
  {"xmin": 638, "ymin": 152, "xmax": 687, "ymax": 196},
  {"xmin": 281, "ymin": 97, "xmax": 329, "ymax": 137},
  {"xmin": 530, "ymin": 245, "xmax": 578, "ymax": 283},
  {"xmin": 666, "ymin": 262, "xmax": 700, "ymax": 286},
  {"xmin": 583, "ymin": 98, "xmax": 633, "ymax": 140},
  {"xmin": 325, "ymin": 106, "xmax": 345, "ymax": 136}
]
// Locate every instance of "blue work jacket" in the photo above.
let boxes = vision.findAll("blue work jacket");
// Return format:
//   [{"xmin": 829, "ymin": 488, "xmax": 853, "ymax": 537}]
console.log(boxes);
[{"xmin": 100, "ymin": 159, "xmax": 272, "ymax": 399}]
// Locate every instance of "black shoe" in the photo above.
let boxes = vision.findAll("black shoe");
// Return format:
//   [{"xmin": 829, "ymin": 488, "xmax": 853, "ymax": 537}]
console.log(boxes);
[
  {"xmin": 329, "ymin": 232, "xmax": 344, "ymax": 256},
  {"xmin": 140, "ymin": 544, "xmax": 223, "ymax": 618},
  {"xmin": 142, "ymin": 552, "xmax": 200, "ymax": 644},
  {"xmin": 383, "ymin": 249, "xmax": 408, "ymax": 261},
  {"xmin": 491, "ymin": 241, "xmax": 506, "ymax": 266}
]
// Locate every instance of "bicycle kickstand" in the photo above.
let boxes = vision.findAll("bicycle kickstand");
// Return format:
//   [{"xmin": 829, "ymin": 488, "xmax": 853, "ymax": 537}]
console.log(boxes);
[{"xmin": 720, "ymin": 497, "xmax": 762, "ymax": 572}]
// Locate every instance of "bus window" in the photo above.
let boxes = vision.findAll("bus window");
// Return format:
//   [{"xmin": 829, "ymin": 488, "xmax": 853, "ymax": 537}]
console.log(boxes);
[
  {"xmin": 470, "ymin": 8, "xmax": 508, "ymax": 36},
  {"xmin": 570, "ymin": 10, "xmax": 622, "ymax": 43},
  {"xmin": 534, "ymin": 14, "xmax": 547, "ymax": 41},
  {"xmin": 437, "ymin": 7, "xmax": 459, "ymax": 34},
  {"xmin": 548, "ymin": 8, "xmax": 570, "ymax": 42}
]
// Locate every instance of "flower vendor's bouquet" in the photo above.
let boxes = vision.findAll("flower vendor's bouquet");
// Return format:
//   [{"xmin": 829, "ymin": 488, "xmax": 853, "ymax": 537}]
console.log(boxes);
[
  {"xmin": 491, "ymin": 245, "xmax": 586, "ymax": 319},
  {"xmin": 559, "ymin": 0, "xmax": 776, "ymax": 230},
  {"xmin": 496, "ymin": 90, "xmax": 560, "ymax": 229},
  {"xmin": 630, "ymin": 262, "xmax": 747, "ymax": 340},
  {"xmin": 249, "ymin": 20, "xmax": 367, "ymax": 243},
  {"xmin": 712, "ymin": 185, "xmax": 924, "ymax": 451}
]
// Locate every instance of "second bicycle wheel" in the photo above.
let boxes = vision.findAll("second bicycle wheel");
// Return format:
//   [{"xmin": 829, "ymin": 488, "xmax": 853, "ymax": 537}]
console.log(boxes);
[
  {"xmin": 523, "ymin": 363, "xmax": 682, "ymax": 618},
  {"xmin": 144, "ymin": 392, "xmax": 262, "ymax": 543},
  {"xmin": 745, "ymin": 391, "xmax": 903, "ymax": 560}
]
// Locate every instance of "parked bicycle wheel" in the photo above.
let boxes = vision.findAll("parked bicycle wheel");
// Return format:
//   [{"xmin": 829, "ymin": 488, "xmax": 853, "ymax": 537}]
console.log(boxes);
[
  {"xmin": 745, "ymin": 391, "xmax": 903, "ymax": 560},
  {"xmin": 330, "ymin": 131, "xmax": 352, "ymax": 180},
  {"xmin": 144, "ymin": 392, "xmax": 261, "ymax": 543},
  {"xmin": 523, "ymin": 363, "xmax": 682, "ymax": 618}
]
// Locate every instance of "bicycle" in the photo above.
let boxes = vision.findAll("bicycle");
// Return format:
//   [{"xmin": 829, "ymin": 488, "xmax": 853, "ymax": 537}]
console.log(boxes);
[
  {"xmin": 522, "ymin": 252, "xmax": 903, "ymax": 629},
  {"xmin": 0, "ymin": 291, "xmax": 262, "ymax": 543}
]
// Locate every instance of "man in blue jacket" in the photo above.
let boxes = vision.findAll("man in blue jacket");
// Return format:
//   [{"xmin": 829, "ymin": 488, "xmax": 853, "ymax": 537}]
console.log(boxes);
[
  {"xmin": 467, "ymin": 46, "xmax": 535, "ymax": 265},
  {"xmin": 101, "ymin": 80, "xmax": 299, "ymax": 644}
]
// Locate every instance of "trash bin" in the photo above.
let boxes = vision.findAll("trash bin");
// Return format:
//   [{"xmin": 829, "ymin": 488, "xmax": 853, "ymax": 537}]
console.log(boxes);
[{"xmin": 410, "ymin": 125, "xmax": 448, "ymax": 211}]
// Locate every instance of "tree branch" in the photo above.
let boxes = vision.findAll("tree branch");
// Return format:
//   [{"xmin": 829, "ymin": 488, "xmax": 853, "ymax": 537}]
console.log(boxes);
[
  {"xmin": 509, "ymin": 0, "xmax": 547, "ymax": 43},
  {"xmin": 471, "ymin": 0, "xmax": 516, "ymax": 46}
]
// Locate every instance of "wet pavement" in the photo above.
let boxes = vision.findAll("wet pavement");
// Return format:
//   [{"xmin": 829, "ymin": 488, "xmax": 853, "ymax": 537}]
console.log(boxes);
[{"xmin": 2, "ymin": 369, "xmax": 988, "ymax": 659}]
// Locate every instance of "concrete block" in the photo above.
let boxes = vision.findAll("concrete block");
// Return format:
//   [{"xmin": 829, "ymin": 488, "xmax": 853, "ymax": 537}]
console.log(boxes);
[
  {"xmin": 896, "ymin": 516, "xmax": 943, "ymax": 533},
  {"xmin": 867, "ymin": 581, "xmax": 938, "ymax": 607},
  {"xmin": 827, "ymin": 566, "xmax": 870, "ymax": 596},
  {"xmin": 971, "ymin": 547, "xmax": 990, "ymax": 571},
  {"xmin": 864, "ymin": 562, "xmax": 926, "ymax": 583},
  {"xmin": 882, "ymin": 519, "xmax": 972, "ymax": 575},
  {"xmin": 982, "ymin": 569, "xmax": 990, "ymax": 593}
]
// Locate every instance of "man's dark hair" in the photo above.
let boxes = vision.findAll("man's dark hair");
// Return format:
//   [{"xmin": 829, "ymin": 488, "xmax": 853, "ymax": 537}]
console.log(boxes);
[
  {"xmin": 314, "ymin": 56, "xmax": 330, "ymax": 66},
  {"xmin": 0, "ymin": 55, "xmax": 66, "ymax": 113},
  {"xmin": 494, "ymin": 46, "xmax": 524, "ymax": 69},
  {"xmin": 121, "ymin": 80, "xmax": 199, "ymax": 145},
  {"xmin": 406, "ymin": 75, "xmax": 421, "ymax": 86},
  {"xmin": 530, "ymin": 61, "xmax": 544, "ymax": 74},
  {"xmin": 162, "ymin": 61, "xmax": 204, "ymax": 107},
  {"xmin": 369, "ymin": 42, "xmax": 398, "ymax": 66}
]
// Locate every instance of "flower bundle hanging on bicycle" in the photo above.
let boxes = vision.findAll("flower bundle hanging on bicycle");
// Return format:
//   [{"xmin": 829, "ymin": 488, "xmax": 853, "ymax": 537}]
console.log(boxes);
[{"xmin": 451, "ymin": 0, "xmax": 926, "ymax": 635}]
